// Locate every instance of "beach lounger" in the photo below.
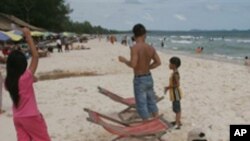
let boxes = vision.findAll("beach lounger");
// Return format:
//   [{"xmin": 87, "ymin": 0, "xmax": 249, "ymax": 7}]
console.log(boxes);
[
  {"xmin": 84, "ymin": 108, "xmax": 170, "ymax": 141},
  {"xmin": 97, "ymin": 86, "xmax": 164, "ymax": 122}
]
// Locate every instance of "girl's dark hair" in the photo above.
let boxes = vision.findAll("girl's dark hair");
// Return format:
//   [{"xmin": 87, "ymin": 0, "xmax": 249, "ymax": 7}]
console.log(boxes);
[
  {"xmin": 170, "ymin": 56, "xmax": 181, "ymax": 68},
  {"xmin": 5, "ymin": 50, "xmax": 27, "ymax": 107}
]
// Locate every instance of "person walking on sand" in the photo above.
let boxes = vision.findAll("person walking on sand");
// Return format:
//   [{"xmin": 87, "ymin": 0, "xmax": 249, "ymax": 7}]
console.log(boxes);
[
  {"xmin": 118, "ymin": 23, "xmax": 161, "ymax": 120},
  {"xmin": 56, "ymin": 37, "xmax": 62, "ymax": 52},
  {"xmin": 5, "ymin": 27, "xmax": 51, "ymax": 141},
  {"xmin": 164, "ymin": 57, "xmax": 183, "ymax": 129}
]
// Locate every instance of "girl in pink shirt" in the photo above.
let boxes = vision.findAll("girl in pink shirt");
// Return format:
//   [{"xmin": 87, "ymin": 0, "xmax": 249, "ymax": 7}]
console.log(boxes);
[{"xmin": 5, "ymin": 28, "xmax": 51, "ymax": 141}]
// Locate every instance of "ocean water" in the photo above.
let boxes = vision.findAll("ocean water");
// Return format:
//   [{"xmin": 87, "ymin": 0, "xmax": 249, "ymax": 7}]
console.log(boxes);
[{"xmin": 116, "ymin": 30, "xmax": 250, "ymax": 64}]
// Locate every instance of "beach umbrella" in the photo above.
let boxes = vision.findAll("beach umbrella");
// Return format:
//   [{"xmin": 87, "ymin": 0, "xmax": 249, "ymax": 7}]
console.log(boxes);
[
  {"xmin": 31, "ymin": 31, "xmax": 44, "ymax": 37},
  {"xmin": 61, "ymin": 32, "xmax": 76, "ymax": 37},
  {"xmin": 4, "ymin": 31, "xmax": 22, "ymax": 41},
  {"xmin": 8, "ymin": 30, "xmax": 23, "ymax": 35},
  {"xmin": 44, "ymin": 32, "xmax": 58, "ymax": 37},
  {"xmin": 0, "ymin": 31, "xmax": 10, "ymax": 41}
]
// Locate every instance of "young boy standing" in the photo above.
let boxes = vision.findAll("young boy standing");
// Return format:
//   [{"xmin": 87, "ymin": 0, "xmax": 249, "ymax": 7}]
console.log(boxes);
[{"xmin": 164, "ymin": 57, "xmax": 183, "ymax": 129}]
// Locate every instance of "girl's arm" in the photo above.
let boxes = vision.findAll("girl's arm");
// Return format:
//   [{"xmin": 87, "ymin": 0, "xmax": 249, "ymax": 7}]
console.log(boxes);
[{"xmin": 22, "ymin": 28, "xmax": 39, "ymax": 74}]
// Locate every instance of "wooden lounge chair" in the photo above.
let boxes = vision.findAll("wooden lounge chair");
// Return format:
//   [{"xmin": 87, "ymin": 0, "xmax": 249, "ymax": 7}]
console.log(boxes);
[
  {"xmin": 84, "ymin": 108, "xmax": 171, "ymax": 141},
  {"xmin": 97, "ymin": 86, "xmax": 164, "ymax": 122}
]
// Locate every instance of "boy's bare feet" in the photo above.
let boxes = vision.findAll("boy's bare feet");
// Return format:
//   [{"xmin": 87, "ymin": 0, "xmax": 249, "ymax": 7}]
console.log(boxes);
[
  {"xmin": 171, "ymin": 121, "xmax": 183, "ymax": 126},
  {"xmin": 173, "ymin": 125, "xmax": 181, "ymax": 130}
]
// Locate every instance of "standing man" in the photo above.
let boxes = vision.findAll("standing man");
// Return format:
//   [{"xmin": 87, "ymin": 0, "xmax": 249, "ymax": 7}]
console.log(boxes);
[
  {"xmin": 56, "ymin": 37, "xmax": 62, "ymax": 52},
  {"xmin": 118, "ymin": 24, "xmax": 161, "ymax": 120}
]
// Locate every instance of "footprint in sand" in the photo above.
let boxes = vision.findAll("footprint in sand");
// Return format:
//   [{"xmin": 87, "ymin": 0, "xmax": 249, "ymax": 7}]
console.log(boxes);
[
  {"xmin": 58, "ymin": 118, "xmax": 66, "ymax": 124},
  {"xmin": 74, "ymin": 87, "xmax": 88, "ymax": 92}
]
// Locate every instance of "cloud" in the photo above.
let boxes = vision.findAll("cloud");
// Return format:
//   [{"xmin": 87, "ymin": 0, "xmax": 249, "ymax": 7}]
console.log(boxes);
[
  {"xmin": 125, "ymin": 20, "xmax": 134, "ymax": 26},
  {"xmin": 156, "ymin": 0, "xmax": 168, "ymax": 3},
  {"xmin": 206, "ymin": 4, "xmax": 220, "ymax": 11},
  {"xmin": 103, "ymin": 14, "xmax": 111, "ymax": 18},
  {"xmin": 174, "ymin": 14, "xmax": 187, "ymax": 21},
  {"xmin": 142, "ymin": 13, "xmax": 154, "ymax": 22},
  {"xmin": 124, "ymin": 0, "xmax": 142, "ymax": 4}
]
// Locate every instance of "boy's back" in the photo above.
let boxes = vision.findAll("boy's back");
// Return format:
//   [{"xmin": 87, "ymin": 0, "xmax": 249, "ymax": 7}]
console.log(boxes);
[{"xmin": 132, "ymin": 42, "xmax": 155, "ymax": 75}]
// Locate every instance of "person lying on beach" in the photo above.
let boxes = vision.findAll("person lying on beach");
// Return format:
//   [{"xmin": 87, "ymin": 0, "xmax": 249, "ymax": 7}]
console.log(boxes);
[
  {"xmin": 164, "ymin": 57, "xmax": 183, "ymax": 129},
  {"xmin": 118, "ymin": 23, "xmax": 161, "ymax": 120}
]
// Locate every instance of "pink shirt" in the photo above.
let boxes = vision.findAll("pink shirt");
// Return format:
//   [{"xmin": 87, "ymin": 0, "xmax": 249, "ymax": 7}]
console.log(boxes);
[{"xmin": 13, "ymin": 69, "xmax": 40, "ymax": 117}]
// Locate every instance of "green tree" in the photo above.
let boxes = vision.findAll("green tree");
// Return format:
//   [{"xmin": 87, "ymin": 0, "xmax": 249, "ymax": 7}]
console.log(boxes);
[
  {"xmin": 0, "ymin": 0, "xmax": 72, "ymax": 31},
  {"xmin": 0, "ymin": 0, "xmax": 119, "ymax": 34}
]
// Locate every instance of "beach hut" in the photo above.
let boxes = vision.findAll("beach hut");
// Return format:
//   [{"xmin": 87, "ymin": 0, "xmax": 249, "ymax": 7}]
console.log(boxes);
[{"xmin": 0, "ymin": 13, "xmax": 45, "ymax": 31}]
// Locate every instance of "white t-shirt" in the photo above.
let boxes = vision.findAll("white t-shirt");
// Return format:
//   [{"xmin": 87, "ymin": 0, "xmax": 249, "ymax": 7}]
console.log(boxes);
[{"xmin": 56, "ymin": 39, "xmax": 62, "ymax": 45}]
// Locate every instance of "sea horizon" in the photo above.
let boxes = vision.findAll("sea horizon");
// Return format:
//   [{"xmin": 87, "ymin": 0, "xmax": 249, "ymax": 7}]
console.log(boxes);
[{"xmin": 115, "ymin": 30, "xmax": 250, "ymax": 65}]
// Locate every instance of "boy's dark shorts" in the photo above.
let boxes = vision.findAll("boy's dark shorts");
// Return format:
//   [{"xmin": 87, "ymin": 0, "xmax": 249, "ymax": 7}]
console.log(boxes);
[{"xmin": 172, "ymin": 100, "xmax": 181, "ymax": 113}]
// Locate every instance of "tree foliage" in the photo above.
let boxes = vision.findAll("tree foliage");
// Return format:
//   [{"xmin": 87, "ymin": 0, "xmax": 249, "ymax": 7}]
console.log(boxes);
[
  {"xmin": 0, "ymin": 0, "xmax": 71, "ymax": 31},
  {"xmin": 63, "ymin": 21, "xmax": 118, "ymax": 34},
  {"xmin": 0, "ymin": 0, "xmax": 117, "ymax": 33}
]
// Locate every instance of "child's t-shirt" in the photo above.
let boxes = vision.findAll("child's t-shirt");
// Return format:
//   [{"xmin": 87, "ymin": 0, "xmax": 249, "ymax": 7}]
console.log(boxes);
[
  {"xmin": 169, "ymin": 71, "xmax": 183, "ymax": 101},
  {"xmin": 13, "ymin": 69, "xmax": 40, "ymax": 117}
]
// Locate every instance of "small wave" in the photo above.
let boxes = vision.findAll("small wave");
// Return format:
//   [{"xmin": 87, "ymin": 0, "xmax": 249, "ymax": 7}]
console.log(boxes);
[
  {"xmin": 213, "ymin": 53, "xmax": 228, "ymax": 58},
  {"xmin": 171, "ymin": 40, "xmax": 193, "ymax": 44},
  {"xmin": 224, "ymin": 39, "xmax": 232, "ymax": 42},
  {"xmin": 180, "ymin": 35, "xmax": 195, "ymax": 39},
  {"xmin": 170, "ymin": 35, "xmax": 178, "ymax": 38},
  {"xmin": 236, "ymin": 39, "xmax": 250, "ymax": 43},
  {"xmin": 172, "ymin": 47, "xmax": 178, "ymax": 50},
  {"xmin": 213, "ymin": 38, "xmax": 223, "ymax": 41},
  {"xmin": 212, "ymin": 53, "xmax": 242, "ymax": 60}
]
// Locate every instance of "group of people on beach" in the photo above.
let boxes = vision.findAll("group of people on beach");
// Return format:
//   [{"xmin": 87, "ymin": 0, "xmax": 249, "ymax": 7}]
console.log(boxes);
[
  {"xmin": 119, "ymin": 24, "xmax": 183, "ymax": 130},
  {"xmin": 2, "ymin": 20, "xmax": 250, "ymax": 140},
  {"xmin": 0, "ymin": 24, "xmax": 185, "ymax": 140}
]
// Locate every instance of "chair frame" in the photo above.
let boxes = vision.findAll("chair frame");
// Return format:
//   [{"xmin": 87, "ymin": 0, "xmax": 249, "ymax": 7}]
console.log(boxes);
[
  {"xmin": 84, "ymin": 108, "xmax": 169, "ymax": 141},
  {"xmin": 97, "ymin": 86, "xmax": 164, "ymax": 122}
]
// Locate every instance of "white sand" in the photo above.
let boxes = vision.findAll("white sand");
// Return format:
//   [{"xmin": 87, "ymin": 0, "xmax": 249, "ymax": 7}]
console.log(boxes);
[{"xmin": 0, "ymin": 39, "xmax": 250, "ymax": 141}]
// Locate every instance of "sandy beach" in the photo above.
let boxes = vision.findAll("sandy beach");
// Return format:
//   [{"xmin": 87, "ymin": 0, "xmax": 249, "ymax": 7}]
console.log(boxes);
[{"xmin": 0, "ymin": 39, "xmax": 250, "ymax": 141}]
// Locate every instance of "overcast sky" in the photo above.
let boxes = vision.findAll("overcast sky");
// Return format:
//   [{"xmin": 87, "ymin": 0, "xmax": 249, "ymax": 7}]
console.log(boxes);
[{"xmin": 66, "ymin": 0, "xmax": 250, "ymax": 31}]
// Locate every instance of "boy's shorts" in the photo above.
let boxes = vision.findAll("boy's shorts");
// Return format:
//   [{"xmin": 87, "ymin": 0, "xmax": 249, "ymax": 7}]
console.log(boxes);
[{"xmin": 172, "ymin": 100, "xmax": 181, "ymax": 113}]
